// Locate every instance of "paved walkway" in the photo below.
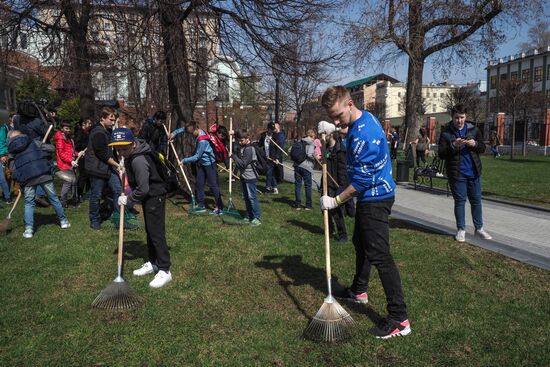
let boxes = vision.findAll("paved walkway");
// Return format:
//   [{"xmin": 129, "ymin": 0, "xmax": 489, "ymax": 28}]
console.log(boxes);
[{"xmin": 283, "ymin": 166, "xmax": 550, "ymax": 270}]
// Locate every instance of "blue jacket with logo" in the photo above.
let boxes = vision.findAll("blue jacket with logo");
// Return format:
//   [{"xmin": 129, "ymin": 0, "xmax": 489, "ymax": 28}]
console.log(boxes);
[{"xmin": 346, "ymin": 111, "xmax": 395, "ymax": 202}]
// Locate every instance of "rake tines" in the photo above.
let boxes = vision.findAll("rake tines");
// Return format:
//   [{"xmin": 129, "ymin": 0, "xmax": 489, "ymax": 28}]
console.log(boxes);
[
  {"xmin": 92, "ymin": 279, "xmax": 142, "ymax": 310},
  {"xmin": 304, "ymin": 295, "xmax": 355, "ymax": 342}
]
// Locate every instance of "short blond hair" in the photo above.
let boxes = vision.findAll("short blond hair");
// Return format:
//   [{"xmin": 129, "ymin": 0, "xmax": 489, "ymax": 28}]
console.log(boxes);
[{"xmin": 321, "ymin": 86, "xmax": 351, "ymax": 109}]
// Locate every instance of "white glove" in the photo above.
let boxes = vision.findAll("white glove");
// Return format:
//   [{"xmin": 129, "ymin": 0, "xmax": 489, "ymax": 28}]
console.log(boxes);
[
  {"xmin": 318, "ymin": 120, "xmax": 337, "ymax": 135},
  {"xmin": 71, "ymin": 160, "xmax": 78, "ymax": 168},
  {"xmin": 320, "ymin": 195, "xmax": 338, "ymax": 210},
  {"xmin": 118, "ymin": 195, "xmax": 128, "ymax": 207}
]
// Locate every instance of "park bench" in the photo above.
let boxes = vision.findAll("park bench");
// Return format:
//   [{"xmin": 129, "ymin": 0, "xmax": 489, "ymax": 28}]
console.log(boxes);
[{"xmin": 413, "ymin": 156, "xmax": 450, "ymax": 196}]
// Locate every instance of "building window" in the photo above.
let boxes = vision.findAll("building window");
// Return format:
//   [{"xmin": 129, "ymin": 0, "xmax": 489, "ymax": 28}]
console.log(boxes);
[
  {"xmin": 440, "ymin": 93, "xmax": 444, "ymax": 98},
  {"xmin": 522, "ymin": 69, "xmax": 530, "ymax": 81},
  {"xmin": 433, "ymin": 104, "xmax": 436, "ymax": 112},
  {"xmin": 547, "ymin": 90, "xmax": 550, "ymax": 100},
  {"xmin": 500, "ymin": 73, "xmax": 507, "ymax": 81},
  {"xmin": 547, "ymin": 65, "xmax": 550, "ymax": 80},
  {"xmin": 489, "ymin": 97, "xmax": 496, "ymax": 113},
  {"xmin": 490, "ymin": 76, "xmax": 497, "ymax": 89},
  {"xmin": 20, "ymin": 33, "xmax": 27, "ymax": 50},
  {"xmin": 398, "ymin": 92, "xmax": 401, "ymax": 97},
  {"xmin": 534, "ymin": 66, "xmax": 542, "ymax": 82},
  {"xmin": 511, "ymin": 71, "xmax": 518, "ymax": 80}
]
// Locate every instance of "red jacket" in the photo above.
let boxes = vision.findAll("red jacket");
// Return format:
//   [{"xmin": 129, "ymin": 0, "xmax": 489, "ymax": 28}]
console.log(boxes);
[{"xmin": 54, "ymin": 130, "xmax": 77, "ymax": 170}]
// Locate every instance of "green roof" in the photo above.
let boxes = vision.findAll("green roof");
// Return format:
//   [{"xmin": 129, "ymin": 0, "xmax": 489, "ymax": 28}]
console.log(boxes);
[{"xmin": 344, "ymin": 74, "xmax": 400, "ymax": 89}]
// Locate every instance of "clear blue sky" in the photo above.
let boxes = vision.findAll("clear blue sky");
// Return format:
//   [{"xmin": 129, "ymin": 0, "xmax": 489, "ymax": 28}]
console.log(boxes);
[{"xmin": 331, "ymin": 3, "xmax": 550, "ymax": 86}]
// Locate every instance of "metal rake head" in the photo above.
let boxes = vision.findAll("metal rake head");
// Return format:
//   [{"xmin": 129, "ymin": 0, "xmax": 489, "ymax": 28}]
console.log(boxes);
[
  {"xmin": 304, "ymin": 297, "xmax": 355, "ymax": 342},
  {"xmin": 92, "ymin": 281, "xmax": 142, "ymax": 311}
]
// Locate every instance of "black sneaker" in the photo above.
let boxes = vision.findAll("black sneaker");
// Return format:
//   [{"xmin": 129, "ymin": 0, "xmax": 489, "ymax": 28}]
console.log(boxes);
[
  {"xmin": 90, "ymin": 222, "xmax": 101, "ymax": 230},
  {"xmin": 4, "ymin": 198, "xmax": 13, "ymax": 205},
  {"xmin": 336, "ymin": 234, "xmax": 348, "ymax": 243},
  {"xmin": 334, "ymin": 287, "xmax": 368, "ymax": 304},
  {"xmin": 368, "ymin": 318, "xmax": 411, "ymax": 339}
]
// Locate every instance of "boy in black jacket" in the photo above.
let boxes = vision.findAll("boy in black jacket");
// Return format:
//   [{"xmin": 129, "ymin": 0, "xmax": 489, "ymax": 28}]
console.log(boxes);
[
  {"xmin": 110, "ymin": 128, "xmax": 172, "ymax": 289},
  {"xmin": 324, "ymin": 132, "xmax": 349, "ymax": 242}
]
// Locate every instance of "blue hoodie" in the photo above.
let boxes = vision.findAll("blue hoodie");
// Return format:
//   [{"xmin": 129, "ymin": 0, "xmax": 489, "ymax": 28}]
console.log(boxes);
[{"xmin": 346, "ymin": 111, "xmax": 395, "ymax": 202}]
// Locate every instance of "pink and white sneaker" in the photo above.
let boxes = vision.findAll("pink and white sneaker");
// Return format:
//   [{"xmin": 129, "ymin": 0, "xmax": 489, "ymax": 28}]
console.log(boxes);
[{"xmin": 368, "ymin": 318, "xmax": 411, "ymax": 339}]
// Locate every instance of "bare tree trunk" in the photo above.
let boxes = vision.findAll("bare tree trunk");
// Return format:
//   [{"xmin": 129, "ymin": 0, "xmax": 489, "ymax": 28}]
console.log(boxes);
[
  {"xmin": 511, "ymin": 112, "xmax": 516, "ymax": 160},
  {"xmin": 62, "ymin": 0, "xmax": 95, "ymax": 119},
  {"xmin": 522, "ymin": 109, "xmax": 527, "ymax": 157},
  {"xmin": 158, "ymin": 2, "xmax": 193, "ymax": 128},
  {"xmin": 404, "ymin": 54, "xmax": 424, "ymax": 145}
]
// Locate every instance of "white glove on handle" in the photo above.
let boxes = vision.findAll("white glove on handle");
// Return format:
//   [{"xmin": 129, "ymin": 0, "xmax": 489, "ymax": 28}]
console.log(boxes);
[
  {"xmin": 320, "ymin": 195, "xmax": 338, "ymax": 210},
  {"xmin": 118, "ymin": 195, "xmax": 128, "ymax": 207}
]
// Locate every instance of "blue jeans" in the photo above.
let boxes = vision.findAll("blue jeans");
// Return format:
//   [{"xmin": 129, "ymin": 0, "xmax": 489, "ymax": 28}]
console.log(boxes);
[
  {"xmin": 0, "ymin": 166, "xmax": 10, "ymax": 200},
  {"xmin": 24, "ymin": 180, "xmax": 66, "ymax": 229},
  {"xmin": 266, "ymin": 161, "xmax": 277, "ymax": 189},
  {"xmin": 89, "ymin": 171, "xmax": 122, "ymax": 224},
  {"xmin": 294, "ymin": 166, "xmax": 312, "ymax": 208},
  {"xmin": 241, "ymin": 179, "xmax": 260, "ymax": 220},
  {"xmin": 196, "ymin": 164, "xmax": 223, "ymax": 209},
  {"xmin": 449, "ymin": 176, "xmax": 483, "ymax": 230}
]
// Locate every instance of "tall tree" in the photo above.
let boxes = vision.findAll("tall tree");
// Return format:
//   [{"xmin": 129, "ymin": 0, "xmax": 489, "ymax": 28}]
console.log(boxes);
[
  {"xmin": 351, "ymin": 0, "xmax": 543, "ymax": 145},
  {"xmin": 519, "ymin": 20, "xmax": 550, "ymax": 51}
]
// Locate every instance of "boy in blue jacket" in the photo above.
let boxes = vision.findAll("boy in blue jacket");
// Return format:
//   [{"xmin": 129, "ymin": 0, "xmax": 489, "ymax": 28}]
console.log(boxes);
[{"xmin": 320, "ymin": 86, "xmax": 410, "ymax": 339}]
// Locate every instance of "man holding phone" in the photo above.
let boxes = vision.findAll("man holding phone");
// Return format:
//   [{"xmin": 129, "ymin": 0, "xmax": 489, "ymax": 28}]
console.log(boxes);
[{"xmin": 438, "ymin": 104, "xmax": 492, "ymax": 242}]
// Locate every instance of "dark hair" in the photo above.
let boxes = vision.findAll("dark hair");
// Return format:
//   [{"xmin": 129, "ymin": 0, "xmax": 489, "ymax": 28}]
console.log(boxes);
[
  {"xmin": 60, "ymin": 120, "xmax": 72, "ymax": 128},
  {"xmin": 451, "ymin": 104, "xmax": 467, "ymax": 115},
  {"xmin": 100, "ymin": 107, "xmax": 116, "ymax": 119},
  {"xmin": 216, "ymin": 125, "xmax": 228, "ymax": 137},
  {"xmin": 267, "ymin": 122, "xmax": 275, "ymax": 130},
  {"xmin": 153, "ymin": 110, "xmax": 166, "ymax": 121},
  {"xmin": 185, "ymin": 120, "xmax": 199, "ymax": 130},
  {"xmin": 235, "ymin": 129, "xmax": 250, "ymax": 140}
]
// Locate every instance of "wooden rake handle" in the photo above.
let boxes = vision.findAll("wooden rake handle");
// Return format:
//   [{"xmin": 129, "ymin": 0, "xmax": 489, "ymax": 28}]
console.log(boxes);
[
  {"xmin": 315, "ymin": 156, "xmax": 338, "ymax": 187},
  {"xmin": 322, "ymin": 162, "xmax": 332, "ymax": 287},
  {"xmin": 217, "ymin": 163, "xmax": 240, "ymax": 180},
  {"xmin": 163, "ymin": 124, "xmax": 193, "ymax": 194},
  {"xmin": 117, "ymin": 201, "xmax": 125, "ymax": 269},
  {"xmin": 228, "ymin": 117, "xmax": 233, "ymax": 195}
]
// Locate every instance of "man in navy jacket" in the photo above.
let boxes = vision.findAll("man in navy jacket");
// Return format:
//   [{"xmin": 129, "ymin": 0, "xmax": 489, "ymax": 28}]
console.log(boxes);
[{"xmin": 320, "ymin": 86, "xmax": 410, "ymax": 339}]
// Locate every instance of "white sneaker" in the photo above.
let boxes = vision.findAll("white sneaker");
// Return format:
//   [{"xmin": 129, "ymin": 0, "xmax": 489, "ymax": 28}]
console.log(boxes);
[
  {"xmin": 272, "ymin": 188, "xmax": 279, "ymax": 194},
  {"xmin": 149, "ymin": 270, "xmax": 172, "ymax": 288},
  {"xmin": 133, "ymin": 262, "xmax": 154, "ymax": 276},
  {"xmin": 23, "ymin": 227, "xmax": 33, "ymax": 238},
  {"xmin": 455, "ymin": 229, "xmax": 466, "ymax": 242},
  {"xmin": 60, "ymin": 220, "xmax": 71, "ymax": 229},
  {"xmin": 475, "ymin": 228, "xmax": 493, "ymax": 240}
]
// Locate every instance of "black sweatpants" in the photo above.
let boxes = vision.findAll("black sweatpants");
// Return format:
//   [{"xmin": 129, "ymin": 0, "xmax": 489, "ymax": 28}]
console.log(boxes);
[
  {"xmin": 143, "ymin": 195, "xmax": 171, "ymax": 271},
  {"xmin": 352, "ymin": 197, "xmax": 407, "ymax": 321}
]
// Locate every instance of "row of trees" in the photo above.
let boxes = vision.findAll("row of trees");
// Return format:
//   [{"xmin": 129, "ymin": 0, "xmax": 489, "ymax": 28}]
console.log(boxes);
[{"xmin": 2, "ymin": 1, "xmax": 546, "ymax": 150}]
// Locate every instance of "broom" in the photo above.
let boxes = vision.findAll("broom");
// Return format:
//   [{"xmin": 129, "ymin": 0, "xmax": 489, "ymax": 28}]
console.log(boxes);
[
  {"xmin": 221, "ymin": 117, "xmax": 241, "ymax": 219},
  {"xmin": 162, "ymin": 124, "xmax": 202, "ymax": 214},
  {"xmin": 0, "ymin": 124, "xmax": 54, "ymax": 234},
  {"xmin": 303, "ymin": 162, "xmax": 354, "ymax": 342},
  {"xmin": 92, "ymin": 193, "xmax": 142, "ymax": 310}
]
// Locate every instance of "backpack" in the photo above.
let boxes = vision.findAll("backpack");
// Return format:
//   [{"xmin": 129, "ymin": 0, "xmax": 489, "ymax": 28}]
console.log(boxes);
[
  {"xmin": 290, "ymin": 140, "xmax": 307, "ymax": 164},
  {"xmin": 146, "ymin": 152, "xmax": 180, "ymax": 193},
  {"xmin": 196, "ymin": 131, "xmax": 226, "ymax": 163},
  {"xmin": 17, "ymin": 101, "xmax": 40, "ymax": 118},
  {"xmin": 250, "ymin": 143, "xmax": 268, "ymax": 176}
]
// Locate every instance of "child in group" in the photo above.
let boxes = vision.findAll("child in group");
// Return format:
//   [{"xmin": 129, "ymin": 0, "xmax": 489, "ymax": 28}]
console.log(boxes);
[
  {"xmin": 180, "ymin": 121, "xmax": 224, "ymax": 214},
  {"xmin": 324, "ymin": 132, "xmax": 349, "ymax": 243},
  {"xmin": 230, "ymin": 129, "xmax": 261, "ymax": 225},
  {"xmin": 110, "ymin": 128, "xmax": 172, "ymax": 288},
  {"xmin": 54, "ymin": 121, "xmax": 78, "ymax": 208},
  {"xmin": 7, "ymin": 130, "xmax": 70, "ymax": 238}
]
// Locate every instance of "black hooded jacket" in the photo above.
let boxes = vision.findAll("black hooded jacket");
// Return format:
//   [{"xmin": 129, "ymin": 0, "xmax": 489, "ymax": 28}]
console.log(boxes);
[{"xmin": 438, "ymin": 121, "xmax": 486, "ymax": 180}]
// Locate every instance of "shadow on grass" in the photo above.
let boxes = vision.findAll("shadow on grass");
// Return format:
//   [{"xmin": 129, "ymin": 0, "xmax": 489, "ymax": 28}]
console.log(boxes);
[
  {"xmin": 272, "ymin": 196, "xmax": 296, "ymax": 208},
  {"xmin": 255, "ymin": 255, "xmax": 382, "ymax": 323},
  {"xmin": 389, "ymin": 218, "xmax": 445, "ymax": 235},
  {"xmin": 34, "ymin": 212, "xmax": 62, "ymax": 230},
  {"xmin": 118, "ymin": 240, "xmax": 172, "ymax": 262},
  {"xmin": 286, "ymin": 219, "xmax": 323, "ymax": 235}
]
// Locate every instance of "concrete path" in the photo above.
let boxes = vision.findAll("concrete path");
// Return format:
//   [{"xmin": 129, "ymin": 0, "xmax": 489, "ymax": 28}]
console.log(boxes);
[{"xmin": 283, "ymin": 165, "xmax": 550, "ymax": 270}]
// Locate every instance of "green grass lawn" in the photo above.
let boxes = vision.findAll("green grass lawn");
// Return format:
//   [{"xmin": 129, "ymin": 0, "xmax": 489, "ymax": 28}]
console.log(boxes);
[
  {"xmin": 0, "ymin": 175, "xmax": 548, "ymax": 366},
  {"xmin": 398, "ymin": 153, "xmax": 550, "ymax": 207}
]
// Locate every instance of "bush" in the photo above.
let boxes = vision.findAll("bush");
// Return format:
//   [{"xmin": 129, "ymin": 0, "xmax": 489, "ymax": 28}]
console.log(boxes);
[{"xmin": 57, "ymin": 96, "xmax": 81, "ymax": 125}]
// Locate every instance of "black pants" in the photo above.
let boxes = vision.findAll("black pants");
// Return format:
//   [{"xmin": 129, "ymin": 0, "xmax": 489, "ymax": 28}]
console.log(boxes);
[
  {"xmin": 416, "ymin": 150, "xmax": 426, "ymax": 167},
  {"xmin": 77, "ymin": 168, "xmax": 90, "ymax": 198},
  {"xmin": 143, "ymin": 195, "xmax": 171, "ymax": 271},
  {"xmin": 352, "ymin": 197, "xmax": 407, "ymax": 321},
  {"xmin": 275, "ymin": 158, "xmax": 285, "ymax": 183},
  {"xmin": 329, "ymin": 206, "xmax": 346, "ymax": 236}
]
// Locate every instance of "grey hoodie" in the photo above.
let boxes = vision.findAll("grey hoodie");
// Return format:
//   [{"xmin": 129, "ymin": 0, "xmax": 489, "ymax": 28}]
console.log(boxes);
[
  {"xmin": 233, "ymin": 144, "xmax": 257, "ymax": 181},
  {"xmin": 295, "ymin": 136, "xmax": 315, "ymax": 173},
  {"xmin": 125, "ymin": 140, "xmax": 166, "ymax": 205}
]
